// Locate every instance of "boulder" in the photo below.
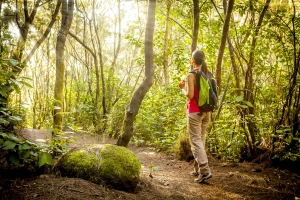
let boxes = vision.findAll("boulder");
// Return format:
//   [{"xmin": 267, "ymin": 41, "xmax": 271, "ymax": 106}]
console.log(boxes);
[{"xmin": 56, "ymin": 144, "xmax": 141, "ymax": 191}]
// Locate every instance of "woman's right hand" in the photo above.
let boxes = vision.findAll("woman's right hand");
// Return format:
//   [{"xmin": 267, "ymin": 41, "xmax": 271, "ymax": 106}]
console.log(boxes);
[{"xmin": 179, "ymin": 81, "xmax": 186, "ymax": 89}]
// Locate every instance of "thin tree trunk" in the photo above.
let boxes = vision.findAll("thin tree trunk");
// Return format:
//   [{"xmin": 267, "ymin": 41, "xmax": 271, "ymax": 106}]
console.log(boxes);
[
  {"xmin": 111, "ymin": 0, "xmax": 121, "ymax": 71},
  {"xmin": 222, "ymin": 0, "xmax": 241, "ymax": 95},
  {"xmin": 23, "ymin": 0, "xmax": 62, "ymax": 64},
  {"xmin": 244, "ymin": 0, "xmax": 271, "ymax": 146},
  {"xmin": 92, "ymin": 0, "xmax": 106, "ymax": 119},
  {"xmin": 191, "ymin": 0, "xmax": 200, "ymax": 58},
  {"xmin": 107, "ymin": 0, "xmax": 122, "ymax": 115},
  {"xmin": 14, "ymin": 0, "xmax": 42, "ymax": 65},
  {"xmin": 275, "ymin": 1, "xmax": 299, "ymax": 151},
  {"xmin": 163, "ymin": 1, "xmax": 172, "ymax": 85},
  {"xmin": 117, "ymin": 0, "xmax": 156, "ymax": 147},
  {"xmin": 68, "ymin": 30, "xmax": 99, "ymax": 127},
  {"xmin": 53, "ymin": 0, "xmax": 74, "ymax": 131},
  {"xmin": 215, "ymin": 0, "xmax": 234, "ymax": 94}
]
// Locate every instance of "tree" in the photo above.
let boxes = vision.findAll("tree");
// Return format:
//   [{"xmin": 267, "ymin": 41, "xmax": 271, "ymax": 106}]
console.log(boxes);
[
  {"xmin": 23, "ymin": 0, "xmax": 62, "ymax": 64},
  {"xmin": 53, "ymin": 0, "xmax": 75, "ymax": 130},
  {"xmin": 162, "ymin": 0, "xmax": 172, "ymax": 85},
  {"xmin": 215, "ymin": 0, "xmax": 235, "ymax": 93},
  {"xmin": 117, "ymin": 0, "xmax": 156, "ymax": 147},
  {"xmin": 191, "ymin": 0, "xmax": 200, "ymax": 56},
  {"xmin": 242, "ymin": 0, "xmax": 271, "ymax": 157},
  {"xmin": 13, "ymin": 0, "xmax": 42, "ymax": 64}
]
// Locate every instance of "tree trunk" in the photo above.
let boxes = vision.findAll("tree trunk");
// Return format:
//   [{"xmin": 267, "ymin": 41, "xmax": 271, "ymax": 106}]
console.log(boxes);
[
  {"xmin": 91, "ymin": 0, "xmax": 107, "ymax": 133},
  {"xmin": 53, "ymin": 0, "xmax": 74, "ymax": 131},
  {"xmin": 275, "ymin": 1, "xmax": 299, "ymax": 151},
  {"xmin": 215, "ymin": 0, "xmax": 234, "ymax": 94},
  {"xmin": 14, "ymin": 0, "xmax": 42, "ymax": 65},
  {"xmin": 163, "ymin": 1, "xmax": 172, "ymax": 85},
  {"xmin": 23, "ymin": 0, "xmax": 62, "ymax": 64},
  {"xmin": 117, "ymin": 0, "xmax": 156, "ymax": 147},
  {"xmin": 243, "ymin": 0, "xmax": 271, "ymax": 156},
  {"xmin": 111, "ymin": 0, "xmax": 121, "ymax": 72},
  {"xmin": 191, "ymin": 0, "xmax": 200, "ymax": 58},
  {"xmin": 107, "ymin": 0, "xmax": 122, "ymax": 117}
]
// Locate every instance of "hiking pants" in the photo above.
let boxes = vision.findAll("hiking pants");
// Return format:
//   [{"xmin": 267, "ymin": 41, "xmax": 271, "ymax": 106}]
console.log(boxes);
[{"xmin": 187, "ymin": 112, "xmax": 211, "ymax": 174}]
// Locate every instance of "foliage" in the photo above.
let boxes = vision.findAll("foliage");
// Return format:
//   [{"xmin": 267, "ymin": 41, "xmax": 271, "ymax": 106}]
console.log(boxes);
[
  {"xmin": 272, "ymin": 128, "xmax": 300, "ymax": 162},
  {"xmin": 131, "ymin": 84, "xmax": 187, "ymax": 151},
  {"xmin": 106, "ymin": 87, "xmax": 132, "ymax": 138},
  {"xmin": 0, "ymin": 129, "xmax": 76, "ymax": 169},
  {"xmin": 0, "ymin": 131, "xmax": 52, "ymax": 167},
  {"xmin": 0, "ymin": 30, "xmax": 31, "ymax": 131}
]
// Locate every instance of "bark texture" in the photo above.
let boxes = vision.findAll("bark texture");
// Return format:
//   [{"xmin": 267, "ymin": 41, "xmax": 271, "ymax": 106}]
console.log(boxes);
[
  {"xmin": 53, "ymin": 0, "xmax": 74, "ymax": 130},
  {"xmin": 215, "ymin": 0, "xmax": 234, "ymax": 94},
  {"xmin": 243, "ymin": 0, "xmax": 271, "ymax": 157},
  {"xmin": 117, "ymin": 0, "xmax": 156, "ymax": 147}
]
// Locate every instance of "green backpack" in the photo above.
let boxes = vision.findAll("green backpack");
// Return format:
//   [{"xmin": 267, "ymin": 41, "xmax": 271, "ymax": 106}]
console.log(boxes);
[{"xmin": 189, "ymin": 70, "xmax": 218, "ymax": 113}]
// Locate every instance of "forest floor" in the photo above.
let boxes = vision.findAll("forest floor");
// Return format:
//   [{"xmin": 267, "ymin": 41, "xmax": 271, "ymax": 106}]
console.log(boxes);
[{"xmin": 0, "ymin": 129, "xmax": 300, "ymax": 200}]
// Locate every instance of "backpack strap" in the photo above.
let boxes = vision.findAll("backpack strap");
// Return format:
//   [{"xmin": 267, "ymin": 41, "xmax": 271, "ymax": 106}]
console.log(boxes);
[{"xmin": 189, "ymin": 69, "xmax": 203, "ymax": 106}]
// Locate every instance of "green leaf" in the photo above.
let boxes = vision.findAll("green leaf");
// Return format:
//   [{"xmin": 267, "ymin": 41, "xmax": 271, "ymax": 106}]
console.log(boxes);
[
  {"xmin": 9, "ymin": 115, "xmax": 22, "ymax": 121},
  {"xmin": 3, "ymin": 140, "xmax": 17, "ymax": 150},
  {"xmin": 11, "ymin": 83, "xmax": 20, "ymax": 93},
  {"xmin": 243, "ymin": 101, "xmax": 253, "ymax": 107},
  {"xmin": 9, "ymin": 59, "xmax": 19, "ymax": 66},
  {"xmin": 166, "ymin": 138, "xmax": 172, "ymax": 143},
  {"xmin": 0, "ymin": 138, "xmax": 4, "ymax": 146},
  {"xmin": 9, "ymin": 154, "xmax": 20, "ymax": 165},
  {"xmin": 284, "ymin": 138, "xmax": 292, "ymax": 143},
  {"xmin": 289, "ymin": 156, "xmax": 297, "ymax": 161},
  {"xmin": 21, "ymin": 143, "xmax": 32, "ymax": 150},
  {"xmin": 240, "ymin": 105, "xmax": 248, "ymax": 109},
  {"xmin": 236, "ymin": 96, "xmax": 243, "ymax": 102},
  {"xmin": 30, "ymin": 151, "xmax": 38, "ymax": 157},
  {"xmin": 0, "ymin": 107, "xmax": 8, "ymax": 112},
  {"xmin": 23, "ymin": 150, "xmax": 31, "ymax": 159},
  {"xmin": 0, "ymin": 118, "xmax": 10, "ymax": 126},
  {"xmin": 8, "ymin": 134, "xmax": 19, "ymax": 142},
  {"xmin": 18, "ymin": 80, "xmax": 33, "ymax": 88},
  {"xmin": 39, "ymin": 152, "xmax": 54, "ymax": 167},
  {"xmin": 3, "ymin": 33, "xmax": 12, "ymax": 39},
  {"xmin": 0, "ymin": 90, "xmax": 8, "ymax": 98},
  {"xmin": 0, "ymin": 132, "xmax": 9, "ymax": 138},
  {"xmin": 237, "ymin": 134, "xmax": 244, "ymax": 142},
  {"xmin": 292, "ymin": 137, "xmax": 300, "ymax": 141}
]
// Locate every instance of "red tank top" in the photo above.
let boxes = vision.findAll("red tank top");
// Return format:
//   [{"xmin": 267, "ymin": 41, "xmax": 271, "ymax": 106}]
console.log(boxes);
[{"xmin": 187, "ymin": 85, "xmax": 200, "ymax": 113}]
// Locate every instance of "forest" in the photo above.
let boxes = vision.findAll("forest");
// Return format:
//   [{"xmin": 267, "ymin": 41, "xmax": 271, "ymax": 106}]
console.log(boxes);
[{"xmin": 0, "ymin": 0, "xmax": 299, "ymax": 199}]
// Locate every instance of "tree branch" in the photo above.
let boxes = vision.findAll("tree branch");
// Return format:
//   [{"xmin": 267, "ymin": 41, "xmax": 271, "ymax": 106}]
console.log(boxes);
[{"xmin": 159, "ymin": 8, "xmax": 192, "ymax": 39}]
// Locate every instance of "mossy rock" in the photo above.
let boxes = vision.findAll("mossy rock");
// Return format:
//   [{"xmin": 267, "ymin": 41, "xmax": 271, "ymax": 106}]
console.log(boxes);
[{"xmin": 55, "ymin": 144, "xmax": 141, "ymax": 191}]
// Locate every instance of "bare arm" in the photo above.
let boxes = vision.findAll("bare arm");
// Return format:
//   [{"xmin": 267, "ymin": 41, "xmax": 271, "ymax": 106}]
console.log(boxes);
[
  {"xmin": 186, "ymin": 73, "xmax": 195, "ymax": 99},
  {"xmin": 179, "ymin": 73, "xmax": 195, "ymax": 99}
]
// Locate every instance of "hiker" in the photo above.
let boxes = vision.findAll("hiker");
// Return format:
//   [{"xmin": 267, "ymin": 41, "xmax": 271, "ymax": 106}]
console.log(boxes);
[{"xmin": 178, "ymin": 49, "xmax": 213, "ymax": 183}]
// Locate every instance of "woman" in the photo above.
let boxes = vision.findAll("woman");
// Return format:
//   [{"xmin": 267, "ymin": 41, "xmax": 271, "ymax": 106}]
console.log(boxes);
[{"xmin": 178, "ymin": 50, "xmax": 212, "ymax": 183}]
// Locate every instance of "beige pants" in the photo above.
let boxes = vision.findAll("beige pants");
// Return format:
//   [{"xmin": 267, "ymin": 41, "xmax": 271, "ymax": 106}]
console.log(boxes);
[{"xmin": 187, "ymin": 112, "xmax": 211, "ymax": 174}]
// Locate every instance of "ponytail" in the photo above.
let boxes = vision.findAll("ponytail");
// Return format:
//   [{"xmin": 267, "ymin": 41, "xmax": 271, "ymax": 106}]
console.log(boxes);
[{"xmin": 192, "ymin": 49, "xmax": 209, "ymax": 77}]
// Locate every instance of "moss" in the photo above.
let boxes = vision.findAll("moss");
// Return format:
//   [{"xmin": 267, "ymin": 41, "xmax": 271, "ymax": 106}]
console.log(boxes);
[
  {"xmin": 99, "ymin": 144, "xmax": 141, "ymax": 188},
  {"xmin": 56, "ymin": 148, "xmax": 100, "ymax": 182},
  {"xmin": 56, "ymin": 144, "xmax": 141, "ymax": 191}
]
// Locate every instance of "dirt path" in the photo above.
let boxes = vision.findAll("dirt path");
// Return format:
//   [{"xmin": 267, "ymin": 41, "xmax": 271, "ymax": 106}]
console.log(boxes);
[{"xmin": 0, "ymin": 131, "xmax": 299, "ymax": 200}]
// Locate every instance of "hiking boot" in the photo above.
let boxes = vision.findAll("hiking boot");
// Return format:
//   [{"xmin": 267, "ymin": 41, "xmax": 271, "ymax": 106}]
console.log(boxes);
[
  {"xmin": 194, "ymin": 172, "xmax": 212, "ymax": 183},
  {"xmin": 190, "ymin": 171, "xmax": 199, "ymax": 176}
]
